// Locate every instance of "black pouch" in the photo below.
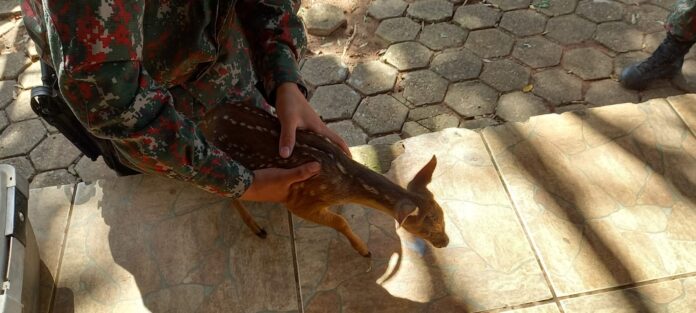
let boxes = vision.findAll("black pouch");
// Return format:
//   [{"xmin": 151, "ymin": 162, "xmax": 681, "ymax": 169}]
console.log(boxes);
[{"xmin": 29, "ymin": 62, "xmax": 139, "ymax": 176}]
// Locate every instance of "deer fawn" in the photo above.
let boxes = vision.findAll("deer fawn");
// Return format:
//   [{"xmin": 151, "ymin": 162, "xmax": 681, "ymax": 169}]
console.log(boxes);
[{"xmin": 201, "ymin": 102, "xmax": 449, "ymax": 256}]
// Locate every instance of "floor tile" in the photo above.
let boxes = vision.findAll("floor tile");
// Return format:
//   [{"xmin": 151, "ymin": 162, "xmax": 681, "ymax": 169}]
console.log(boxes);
[
  {"xmin": 28, "ymin": 184, "xmax": 75, "ymax": 313},
  {"xmin": 294, "ymin": 128, "xmax": 552, "ymax": 312},
  {"xmin": 53, "ymin": 176, "xmax": 299, "ymax": 313},
  {"xmin": 562, "ymin": 276, "xmax": 696, "ymax": 312},
  {"xmin": 503, "ymin": 303, "xmax": 561, "ymax": 313},
  {"xmin": 667, "ymin": 94, "xmax": 696, "ymax": 135},
  {"xmin": 483, "ymin": 99, "xmax": 696, "ymax": 296}
]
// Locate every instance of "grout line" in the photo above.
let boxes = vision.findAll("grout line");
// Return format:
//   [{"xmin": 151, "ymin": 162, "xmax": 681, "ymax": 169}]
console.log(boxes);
[
  {"xmin": 47, "ymin": 183, "xmax": 79, "ymax": 313},
  {"xmin": 665, "ymin": 97, "xmax": 696, "ymax": 138},
  {"xmin": 477, "ymin": 270, "xmax": 696, "ymax": 313},
  {"xmin": 287, "ymin": 210, "xmax": 304, "ymax": 313},
  {"xmin": 477, "ymin": 298, "xmax": 559, "ymax": 313},
  {"xmin": 478, "ymin": 131, "xmax": 564, "ymax": 312},
  {"xmin": 555, "ymin": 270, "xmax": 696, "ymax": 302}
]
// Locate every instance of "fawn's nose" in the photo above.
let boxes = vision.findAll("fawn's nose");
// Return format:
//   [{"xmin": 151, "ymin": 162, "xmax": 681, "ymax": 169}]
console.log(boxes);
[{"xmin": 431, "ymin": 235, "xmax": 449, "ymax": 248}]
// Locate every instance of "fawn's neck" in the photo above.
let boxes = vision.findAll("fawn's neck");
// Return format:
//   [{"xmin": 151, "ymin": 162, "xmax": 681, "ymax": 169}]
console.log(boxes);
[{"xmin": 345, "ymin": 162, "xmax": 417, "ymax": 220}]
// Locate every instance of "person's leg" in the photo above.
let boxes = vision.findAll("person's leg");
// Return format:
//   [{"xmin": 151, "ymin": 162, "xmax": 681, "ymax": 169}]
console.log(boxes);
[{"xmin": 620, "ymin": 0, "xmax": 696, "ymax": 90}]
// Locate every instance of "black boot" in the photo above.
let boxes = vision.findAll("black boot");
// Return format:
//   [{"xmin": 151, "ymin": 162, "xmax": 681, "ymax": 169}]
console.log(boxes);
[{"xmin": 620, "ymin": 34, "xmax": 695, "ymax": 90}]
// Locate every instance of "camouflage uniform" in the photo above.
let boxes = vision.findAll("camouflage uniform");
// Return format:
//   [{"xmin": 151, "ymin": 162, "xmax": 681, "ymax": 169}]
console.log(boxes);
[
  {"xmin": 667, "ymin": 0, "xmax": 696, "ymax": 41},
  {"xmin": 21, "ymin": 0, "xmax": 307, "ymax": 198}
]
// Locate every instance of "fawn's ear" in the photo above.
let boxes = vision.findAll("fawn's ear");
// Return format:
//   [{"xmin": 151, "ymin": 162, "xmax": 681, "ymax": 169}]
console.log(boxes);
[
  {"xmin": 395, "ymin": 201, "xmax": 419, "ymax": 227},
  {"xmin": 407, "ymin": 155, "xmax": 437, "ymax": 192}
]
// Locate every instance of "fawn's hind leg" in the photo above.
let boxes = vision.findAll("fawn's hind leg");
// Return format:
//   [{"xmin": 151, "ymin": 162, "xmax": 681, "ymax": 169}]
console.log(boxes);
[
  {"xmin": 232, "ymin": 200, "xmax": 267, "ymax": 239},
  {"xmin": 288, "ymin": 204, "xmax": 371, "ymax": 257}
]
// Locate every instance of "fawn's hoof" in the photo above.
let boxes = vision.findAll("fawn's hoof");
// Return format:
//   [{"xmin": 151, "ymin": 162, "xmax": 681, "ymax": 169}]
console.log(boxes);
[
  {"xmin": 256, "ymin": 228, "xmax": 268, "ymax": 239},
  {"xmin": 362, "ymin": 251, "xmax": 372, "ymax": 258}
]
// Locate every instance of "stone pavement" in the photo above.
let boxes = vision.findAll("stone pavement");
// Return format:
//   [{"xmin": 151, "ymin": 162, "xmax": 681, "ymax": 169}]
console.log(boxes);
[
  {"xmin": 298, "ymin": 0, "xmax": 696, "ymax": 148},
  {"xmin": 28, "ymin": 95, "xmax": 696, "ymax": 312}
]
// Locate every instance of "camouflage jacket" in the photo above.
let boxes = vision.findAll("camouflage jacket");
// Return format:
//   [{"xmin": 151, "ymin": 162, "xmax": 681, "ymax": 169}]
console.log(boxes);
[{"xmin": 21, "ymin": 0, "xmax": 307, "ymax": 198}]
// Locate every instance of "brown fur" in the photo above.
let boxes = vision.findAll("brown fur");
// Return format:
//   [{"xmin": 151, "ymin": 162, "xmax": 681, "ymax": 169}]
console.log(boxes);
[{"xmin": 200, "ymin": 103, "xmax": 449, "ymax": 256}]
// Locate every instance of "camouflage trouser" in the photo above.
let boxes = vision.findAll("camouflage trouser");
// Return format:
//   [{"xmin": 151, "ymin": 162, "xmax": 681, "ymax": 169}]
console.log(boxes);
[{"xmin": 667, "ymin": 0, "xmax": 696, "ymax": 41}]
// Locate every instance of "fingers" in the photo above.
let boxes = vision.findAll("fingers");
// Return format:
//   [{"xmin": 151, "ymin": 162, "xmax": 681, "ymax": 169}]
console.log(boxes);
[
  {"xmin": 279, "ymin": 118, "xmax": 297, "ymax": 158},
  {"xmin": 287, "ymin": 162, "xmax": 321, "ymax": 183}
]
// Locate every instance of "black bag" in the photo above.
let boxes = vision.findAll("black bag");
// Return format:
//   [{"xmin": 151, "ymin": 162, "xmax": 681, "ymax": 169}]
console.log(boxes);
[{"xmin": 29, "ymin": 62, "xmax": 140, "ymax": 176}]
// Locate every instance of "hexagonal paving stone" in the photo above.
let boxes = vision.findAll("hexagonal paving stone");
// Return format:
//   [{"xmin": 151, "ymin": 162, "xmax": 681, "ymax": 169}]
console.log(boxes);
[
  {"xmin": 513, "ymin": 36, "xmax": 562, "ymax": 68},
  {"xmin": 480, "ymin": 59, "xmax": 531, "ymax": 92},
  {"xmin": 465, "ymin": 29, "xmax": 514, "ymax": 58},
  {"xmin": 496, "ymin": 91, "xmax": 549, "ymax": 122},
  {"xmin": 353, "ymin": 95, "xmax": 409, "ymax": 135},
  {"xmin": 444, "ymin": 81, "xmax": 499, "ymax": 117},
  {"xmin": 488, "ymin": 0, "xmax": 531, "ymax": 11},
  {"xmin": 0, "ymin": 52, "xmax": 30, "ymax": 80},
  {"xmin": 383, "ymin": 41, "xmax": 433, "ymax": 71},
  {"xmin": 595, "ymin": 22, "xmax": 643, "ymax": 52},
  {"xmin": 300, "ymin": 55, "xmax": 349, "ymax": 87},
  {"xmin": 617, "ymin": 0, "xmax": 647, "ymax": 6},
  {"xmin": 641, "ymin": 86, "xmax": 683, "ymax": 101},
  {"xmin": 418, "ymin": 113, "xmax": 460, "ymax": 131},
  {"xmin": 643, "ymin": 31, "xmax": 665, "ymax": 53},
  {"xmin": 673, "ymin": 59, "xmax": 696, "ymax": 92},
  {"xmin": 0, "ymin": 156, "xmax": 35, "ymax": 180},
  {"xmin": 407, "ymin": 104, "xmax": 454, "ymax": 121},
  {"xmin": 624, "ymin": 4, "xmax": 669, "ymax": 33},
  {"xmin": 30, "ymin": 169, "xmax": 77, "ymax": 189},
  {"xmin": 545, "ymin": 15, "xmax": 596, "ymax": 45},
  {"xmin": 402, "ymin": 121, "xmax": 430, "ymax": 137},
  {"xmin": 499, "ymin": 9, "xmax": 547, "ymax": 37},
  {"xmin": 18, "ymin": 61, "xmax": 41, "ymax": 90},
  {"xmin": 459, "ymin": 117, "xmax": 498, "ymax": 129},
  {"xmin": 453, "ymin": 4, "xmax": 501, "ymax": 30},
  {"xmin": 0, "ymin": 119, "xmax": 46, "ymax": 158},
  {"xmin": 75, "ymin": 156, "xmax": 117, "ymax": 182},
  {"xmin": 0, "ymin": 81, "xmax": 14, "ymax": 109},
  {"xmin": 375, "ymin": 17, "xmax": 421, "ymax": 45},
  {"xmin": 368, "ymin": 134, "xmax": 402, "ymax": 145},
  {"xmin": 0, "ymin": 111, "xmax": 8, "ymax": 132},
  {"xmin": 346, "ymin": 61, "xmax": 398, "ymax": 95},
  {"xmin": 6, "ymin": 91, "xmax": 37, "ymax": 122},
  {"xmin": 431, "ymin": 49, "xmax": 483, "ymax": 81},
  {"xmin": 401, "ymin": 70, "xmax": 449, "ymax": 106},
  {"xmin": 576, "ymin": 0, "xmax": 625, "ymax": 23},
  {"xmin": 649, "ymin": 0, "xmax": 676, "ymax": 9},
  {"xmin": 585, "ymin": 79, "xmax": 639, "ymax": 105},
  {"xmin": 532, "ymin": 68, "xmax": 583, "ymax": 104},
  {"xmin": 562, "ymin": 47, "xmax": 613, "ymax": 80},
  {"xmin": 309, "ymin": 84, "xmax": 361, "ymax": 121},
  {"xmin": 613, "ymin": 51, "xmax": 650, "ymax": 75},
  {"xmin": 367, "ymin": 0, "xmax": 408, "ymax": 20},
  {"xmin": 30, "ymin": 133, "xmax": 82, "ymax": 171},
  {"xmin": 326, "ymin": 120, "xmax": 367, "ymax": 146},
  {"xmin": 406, "ymin": 0, "xmax": 453, "ymax": 22},
  {"xmin": 536, "ymin": 0, "xmax": 578, "ymax": 16},
  {"xmin": 0, "ymin": 1, "xmax": 21, "ymax": 17},
  {"xmin": 418, "ymin": 23, "xmax": 468, "ymax": 50},
  {"xmin": 303, "ymin": 3, "xmax": 346, "ymax": 36}
]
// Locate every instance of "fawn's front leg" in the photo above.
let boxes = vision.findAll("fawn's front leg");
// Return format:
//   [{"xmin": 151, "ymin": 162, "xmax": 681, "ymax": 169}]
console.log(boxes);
[
  {"xmin": 288, "ymin": 203, "xmax": 371, "ymax": 257},
  {"xmin": 232, "ymin": 200, "xmax": 267, "ymax": 239}
]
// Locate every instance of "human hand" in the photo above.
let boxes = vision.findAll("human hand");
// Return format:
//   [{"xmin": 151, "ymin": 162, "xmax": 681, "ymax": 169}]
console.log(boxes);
[
  {"xmin": 275, "ymin": 82, "xmax": 351, "ymax": 158},
  {"xmin": 239, "ymin": 162, "xmax": 321, "ymax": 203}
]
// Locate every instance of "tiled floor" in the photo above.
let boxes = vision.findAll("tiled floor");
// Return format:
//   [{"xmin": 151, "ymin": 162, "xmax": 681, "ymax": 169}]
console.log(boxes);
[{"xmin": 29, "ymin": 95, "xmax": 696, "ymax": 312}]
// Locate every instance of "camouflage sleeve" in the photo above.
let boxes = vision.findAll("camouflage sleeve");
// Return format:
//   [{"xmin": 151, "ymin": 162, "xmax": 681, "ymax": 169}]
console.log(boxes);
[
  {"xmin": 48, "ymin": 1, "xmax": 253, "ymax": 198},
  {"xmin": 236, "ymin": 0, "xmax": 308, "ymax": 104},
  {"xmin": 59, "ymin": 63, "xmax": 254, "ymax": 198}
]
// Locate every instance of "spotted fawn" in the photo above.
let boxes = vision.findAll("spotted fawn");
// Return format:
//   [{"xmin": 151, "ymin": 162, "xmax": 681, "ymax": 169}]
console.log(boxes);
[{"xmin": 201, "ymin": 102, "xmax": 449, "ymax": 256}]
